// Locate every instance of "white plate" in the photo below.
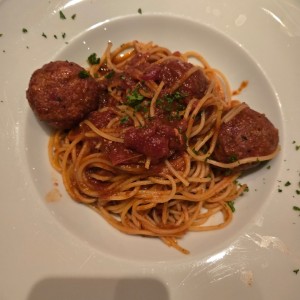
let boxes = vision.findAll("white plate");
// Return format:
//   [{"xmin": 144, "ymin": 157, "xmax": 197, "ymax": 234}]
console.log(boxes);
[{"xmin": 1, "ymin": 0, "xmax": 300, "ymax": 299}]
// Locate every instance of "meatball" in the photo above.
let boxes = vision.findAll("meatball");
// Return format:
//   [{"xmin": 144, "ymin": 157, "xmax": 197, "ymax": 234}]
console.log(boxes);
[
  {"xmin": 26, "ymin": 61, "xmax": 100, "ymax": 129},
  {"xmin": 213, "ymin": 106, "xmax": 279, "ymax": 168}
]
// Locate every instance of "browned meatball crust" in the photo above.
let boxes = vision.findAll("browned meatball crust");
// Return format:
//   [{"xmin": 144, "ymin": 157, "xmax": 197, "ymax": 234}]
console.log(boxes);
[
  {"xmin": 213, "ymin": 106, "xmax": 279, "ymax": 167},
  {"xmin": 26, "ymin": 61, "xmax": 100, "ymax": 129}
]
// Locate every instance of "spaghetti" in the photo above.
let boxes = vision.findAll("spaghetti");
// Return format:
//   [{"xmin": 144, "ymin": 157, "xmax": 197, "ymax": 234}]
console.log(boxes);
[{"xmin": 48, "ymin": 41, "xmax": 279, "ymax": 254}]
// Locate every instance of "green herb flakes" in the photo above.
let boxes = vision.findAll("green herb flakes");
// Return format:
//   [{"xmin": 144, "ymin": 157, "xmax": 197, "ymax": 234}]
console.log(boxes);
[
  {"xmin": 120, "ymin": 116, "xmax": 129, "ymax": 124},
  {"xmin": 164, "ymin": 91, "xmax": 185, "ymax": 103},
  {"xmin": 293, "ymin": 269, "xmax": 299, "ymax": 275},
  {"xmin": 62, "ymin": 32, "xmax": 66, "ymax": 39},
  {"xmin": 134, "ymin": 103, "xmax": 148, "ymax": 112},
  {"xmin": 138, "ymin": 8, "xmax": 142, "ymax": 14},
  {"xmin": 156, "ymin": 91, "xmax": 186, "ymax": 115},
  {"xmin": 105, "ymin": 70, "xmax": 115, "ymax": 79},
  {"xmin": 78, "ymin": 70, "xmax": 90, "ymax": 79},
  {"xmin": 22, "ymin": 28, "xmax": 28, "ymax": 33},
  {"xmin": 71, "ymin": 14, "xmax": 76, "ymax": 20},
  {"xmin": 285, "ymin": 181, "xmax": 291, "ymax": 187},
  {"xmin": 229, "ymin": 154, "xmax": 238, "ymax": 163},
  {"xmin": 127, "ymin": 88, "xmax": 144, "ymax": 107},
  {"xmin": 87, "ymin": 53, "xmax": 100, "ymax": 65},
  {"xmin": 59, "ymin": 10, "xmax": 66, "ymax": 19},
  {"xmin": 296, "ymin": 190, "xmax": 300, "ymax": 195},
  {"xmin": 192, "ymin": 149, "xmax": 200, "ymax": 155},
  {"xmin": 227, "ymin": 201, "xmax": 235, "ymax": 213},
  {"xmin": 42, "ymin": 32, "xmax": 47, "ymax": 38},
  {"xmin": 293, "ymin": 206, "xmax": 300, "ymax": 211}
]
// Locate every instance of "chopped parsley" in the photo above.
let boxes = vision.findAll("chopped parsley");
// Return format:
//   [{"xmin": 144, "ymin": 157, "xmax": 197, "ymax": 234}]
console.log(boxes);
[
  {"xmin": 293, "ymin": 206, "xmax": 300, "ymax": 211},
  {"xmin": 156, "ymin": 91, "xmax": 186, "ymax": 114},
  {"xmin": 167, "ymin": 91, "xmax": 185, "ymax": 102},
  {"xmin": 229, "ymin": 154, "xmax": 238, "ymax": 162},
  {"xmin": 138, "ymin": 8, "xmax": 142, "ymax": 14},
  {"xmin": 156, "ymin": 98, "xmax": 163, "ymax": 106},
  {"xmin": 42, "ymin": 32, "xmax": 47, "ymax": 38},
  {"xmin": 0, "ymin": 34, "xmax": 3, "ymax": 37},
  {"xmin": 293, "ymin": 269, "xmax": 299, "ymax": 275},
  {"xmin": 120, "ymin": 115, "xmax": 129, "ymax": 124},
  {"xmin": 134, "ymin": 103, "xmax": 149, "ymax": 112},
  {"xmin": 192, "ymin": 149, "xmax": 200, "ymax": 155},
  {"xmin": 202, "ymin": 145, "xmax": 209, "ymax": 154},
  {"xmin": 126, "ymin": 88, "xmax": 144, "ymax": 107},
  {"xmin": 266, "ymin": 165, "xmax": 271, "ymax": 169},
  {"xmin": 105, "ymin": 70, "xmax": 115, "ymax": 79},
  {"xmin": 296, "ymin": 190, "xmax": 300, "ymax": 195},
  {"xmin": 285, "ymin": 181, "xmax": 291, "ymax": 187},
  {"xmin": 78, "ymin": 70, "xmax": 90, "ymax": 79},
  {"xmin": 62, "ymin": 32, "xmax": 66, "ymax": 39},
  {"xmin": 292, "ymin": 141, "xmax": 299, "ymax": 149},
  {"xmin": 192, "ymin": 145, "xmax": 209, "ymax": 156},
  {"xmin": 22, "ymin": 28, "xmax": 28, "ymax": 33},
  {"xmin": 278, "ymin": 188, "xmax": 282, "ymax": 193},
  {"xmin": 71, "ymin": 14, "xmax": 77, "ymax": 20},
  {"xmin": 87, "ymin": 53, "xmax": 100, "ymax": 65},
  {"xmin": 54, "ymin": 34, "xmax": 58, "ymax": 39},
  {"xmin": 59, "ymin": 10, "xmax": 66, "ymax": 19},
  {"xmin": 227, "ymin": 201, "xmax": 235, "ymax": 213}
]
